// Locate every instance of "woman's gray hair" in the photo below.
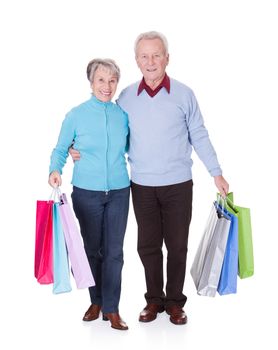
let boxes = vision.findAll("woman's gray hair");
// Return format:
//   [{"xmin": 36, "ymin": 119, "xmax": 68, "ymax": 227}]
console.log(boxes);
[
  {"xmin": 134, "ymin": 31, "xmax": 169, "ymax": 56},
  {"xmin": 86, "ymin": 58, "xmax": 121, "ymax": 83}
]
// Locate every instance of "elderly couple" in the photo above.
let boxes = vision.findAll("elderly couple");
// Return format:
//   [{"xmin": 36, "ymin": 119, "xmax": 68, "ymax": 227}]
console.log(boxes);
[{"xmin": 49, "ymin": 31, "xmax": 229, "ymax": 331}]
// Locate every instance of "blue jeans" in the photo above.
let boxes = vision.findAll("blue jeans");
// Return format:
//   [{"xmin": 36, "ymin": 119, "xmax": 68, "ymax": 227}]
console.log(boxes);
[{"xmin": 71, "ymin": 186, "xmax": 130, "ymax": 313}]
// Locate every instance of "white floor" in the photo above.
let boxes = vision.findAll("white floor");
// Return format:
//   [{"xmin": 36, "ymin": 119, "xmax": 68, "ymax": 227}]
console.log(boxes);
[
  {"xmin": 2, "ymin": 266, "xmax": 274, "ymax": 350},
  {"xmin": 1, "ymin": 200, "xmax": 276, "ymax": 350}
]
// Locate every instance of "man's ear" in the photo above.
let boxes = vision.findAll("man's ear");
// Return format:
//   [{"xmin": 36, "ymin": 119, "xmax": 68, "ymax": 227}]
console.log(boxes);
[{"xmin": 135, "ymin": 56, "xmax": 140, "ymax": 68}]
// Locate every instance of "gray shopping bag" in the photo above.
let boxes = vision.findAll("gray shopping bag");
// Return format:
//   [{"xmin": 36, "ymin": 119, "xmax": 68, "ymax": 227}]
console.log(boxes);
[
  {"xmin": 190, "ymin": 204, "xmax": 219, "ymax": 289},
  {"xmin": 191, "ymin": 202, "xmax": 231, "ymax": 297}
]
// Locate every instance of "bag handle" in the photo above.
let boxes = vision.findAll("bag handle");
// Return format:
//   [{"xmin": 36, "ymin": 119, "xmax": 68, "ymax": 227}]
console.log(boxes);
[
  {"xmin": 48, "ymin": 186, "xmax": 62, "ymax": 203},
  {"xmin": 217, "ymin": 193, "xmax": 238, "ymax": 214},
  {"xmin": 215, "ymin": 195, "xmax": 228, "ymax": 218}
]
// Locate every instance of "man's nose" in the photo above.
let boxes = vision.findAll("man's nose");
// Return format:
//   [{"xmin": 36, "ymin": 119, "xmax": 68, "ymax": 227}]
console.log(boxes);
[{"xmin": 148, "ymin": 56, "xmax": 155, "ymax": 65}]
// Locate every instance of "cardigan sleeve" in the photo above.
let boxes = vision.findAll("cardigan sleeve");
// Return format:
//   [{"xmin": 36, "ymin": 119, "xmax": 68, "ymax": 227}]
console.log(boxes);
[{"xmin": 49, "ymin": 111, "xmax": 76, "ymax": 175}]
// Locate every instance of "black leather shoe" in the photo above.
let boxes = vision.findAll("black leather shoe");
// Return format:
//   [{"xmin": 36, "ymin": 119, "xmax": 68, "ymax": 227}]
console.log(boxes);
[{"xmin": 139, "ymin": 304, "xmax": 165, "ymax": 322}]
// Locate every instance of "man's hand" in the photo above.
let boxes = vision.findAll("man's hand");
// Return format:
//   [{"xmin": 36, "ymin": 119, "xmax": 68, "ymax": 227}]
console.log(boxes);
[
  {"xmin": 214, "ymin": 175, "xmax": 229, "ymax": 197},
  {"xmin": 49, "ymin": 171, "xmax": 62, "ymax": 188},
  {"xmin": 69, "ymin": 147, "xmax": 81, "ymax": 162}
]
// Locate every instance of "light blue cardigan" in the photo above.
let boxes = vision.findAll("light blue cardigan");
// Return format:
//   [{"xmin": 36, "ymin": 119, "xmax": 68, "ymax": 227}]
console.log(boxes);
[{"xmin": 49, "ymin": 95, "xmax": 130, "ymax": 191}]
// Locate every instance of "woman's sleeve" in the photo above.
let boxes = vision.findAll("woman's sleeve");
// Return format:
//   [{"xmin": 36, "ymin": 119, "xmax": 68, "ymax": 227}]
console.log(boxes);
[{"xmin": 49, "ymin": 111, "xmax": 76, "ymax": 174}]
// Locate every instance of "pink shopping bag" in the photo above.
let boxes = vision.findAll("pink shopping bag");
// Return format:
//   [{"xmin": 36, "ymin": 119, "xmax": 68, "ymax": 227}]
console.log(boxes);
[{"xmin": 34, "ymin": 200, "xmax": 54, "ymax": 284}]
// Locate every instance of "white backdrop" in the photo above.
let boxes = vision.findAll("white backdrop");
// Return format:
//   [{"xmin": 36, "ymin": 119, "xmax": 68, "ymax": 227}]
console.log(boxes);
[{"xmin": 0, "ymin": 0, "xmax": 277, "ymax": 349}]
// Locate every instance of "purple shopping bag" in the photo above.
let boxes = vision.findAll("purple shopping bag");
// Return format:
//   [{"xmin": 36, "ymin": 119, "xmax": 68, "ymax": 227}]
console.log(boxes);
[{"xmin": 58, "ymin": 193, "xmax": 95, "ymax": 289}]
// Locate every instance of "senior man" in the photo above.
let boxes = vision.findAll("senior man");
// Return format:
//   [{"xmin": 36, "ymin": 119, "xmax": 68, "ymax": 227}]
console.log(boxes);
[{"xmin": 70, "ymin": 31, "xmax": 229, "ymax": 325}]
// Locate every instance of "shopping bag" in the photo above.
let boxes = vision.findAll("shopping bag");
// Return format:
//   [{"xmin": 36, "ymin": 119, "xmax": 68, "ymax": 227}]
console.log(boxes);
[
  {"xmin": 217, "ymin": 206, "xmax": 238, "ymax": 295},
  {"xmin": 52, "ymin": 203, "xmax": 72, "ymax": 294},
  {"xmin": 58, "ymin": 193, "xmax": 95, "ymax": 289},
  {"xmin": 34, "ymin": 200, "xmax": 54, "ymax": 284},
  {"xmin": 197, "ymin": 204, "xmax": 231, "ymax": 297},
  {"xmin": 190, "ymin": 204, "xmax": 219, "ymax": 289},
  {"xmin": 237, "ymin": 206, "xmax": 253, "ymax": 278},
  {"xmin": 226, "ymin": 193, "xmax": 254, "ymax": 279},
  {"xmin": 191, "ymin": 202, "xmax": 231, "ymax": 297}
]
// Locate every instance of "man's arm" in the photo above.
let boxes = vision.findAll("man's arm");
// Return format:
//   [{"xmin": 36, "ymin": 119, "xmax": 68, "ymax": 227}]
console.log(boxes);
[
  {"xmin": 69, "ymin": 147, "xmax": 81, "ymax": 161},
  {"xmin": 185, "ymin": 90, "xmax": 229, "ymax": 196}
]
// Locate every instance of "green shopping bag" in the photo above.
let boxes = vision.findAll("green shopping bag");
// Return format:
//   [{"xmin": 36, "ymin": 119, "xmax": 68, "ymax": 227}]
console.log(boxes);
[{"xmin": 224, "ymin": 193, "xmax": 254, "ymax": 279}]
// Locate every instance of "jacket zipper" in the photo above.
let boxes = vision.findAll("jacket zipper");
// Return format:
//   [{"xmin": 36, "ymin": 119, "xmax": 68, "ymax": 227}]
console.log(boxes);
[{"xmin": 105, "ymin": 105, "xmax": 109, "ymax": 195}]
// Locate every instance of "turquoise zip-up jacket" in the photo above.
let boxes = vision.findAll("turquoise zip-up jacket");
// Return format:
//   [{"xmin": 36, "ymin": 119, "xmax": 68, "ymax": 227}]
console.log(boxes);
[{"xmin": 49, "ymin": 95, "xmax": 130, "ymax": 191}]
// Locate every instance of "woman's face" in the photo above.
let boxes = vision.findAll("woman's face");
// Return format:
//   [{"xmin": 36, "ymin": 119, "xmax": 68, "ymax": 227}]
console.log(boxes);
[{"xmin": 91, "ymin": 65, "xmax": 118, "ymax": 102}]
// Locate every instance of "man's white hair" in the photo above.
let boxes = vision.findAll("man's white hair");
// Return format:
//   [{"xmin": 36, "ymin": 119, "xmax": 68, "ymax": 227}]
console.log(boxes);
[{"xmin": 134, "ymin": 31, "xmax": 169, "ymax": 56}]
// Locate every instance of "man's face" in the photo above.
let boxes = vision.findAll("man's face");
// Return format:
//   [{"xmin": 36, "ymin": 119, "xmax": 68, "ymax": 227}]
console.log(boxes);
[{"xmin": 136, "ymin": 38, "xmax": 169, "ymax": 85}]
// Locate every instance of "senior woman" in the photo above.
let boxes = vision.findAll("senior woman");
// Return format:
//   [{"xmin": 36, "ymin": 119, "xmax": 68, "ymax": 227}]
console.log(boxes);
[{"xmin": 48, "ymin": 58, "xmax": 130, "ymax": 331}]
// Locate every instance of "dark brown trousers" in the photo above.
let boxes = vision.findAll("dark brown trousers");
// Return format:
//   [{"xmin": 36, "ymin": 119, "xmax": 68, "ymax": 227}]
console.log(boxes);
[{"xmin": 131, "ymin": 180, "xmax": 193, "ymax": 308}]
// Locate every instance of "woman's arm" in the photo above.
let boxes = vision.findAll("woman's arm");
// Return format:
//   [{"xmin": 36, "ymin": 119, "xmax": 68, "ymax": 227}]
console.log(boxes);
[{"xmin": 49, "ymin": 111, "xmax": 76, "ymax": 175}]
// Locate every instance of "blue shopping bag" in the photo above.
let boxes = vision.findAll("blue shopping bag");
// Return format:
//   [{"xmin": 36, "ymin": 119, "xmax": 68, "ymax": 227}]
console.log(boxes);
[
  {"xmin": 217, "ymin": 206, "xmax": 238, "ymax": 295},
  {"xmin": 53, "ymin": 203, "xmax": 72, "ymax": 294}
]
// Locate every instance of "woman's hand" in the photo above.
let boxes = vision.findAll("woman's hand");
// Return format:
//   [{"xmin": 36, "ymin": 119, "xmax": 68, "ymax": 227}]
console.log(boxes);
[{"xmin": 48, "ymin": 171, "xmax": 62, "ymax": 188}]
